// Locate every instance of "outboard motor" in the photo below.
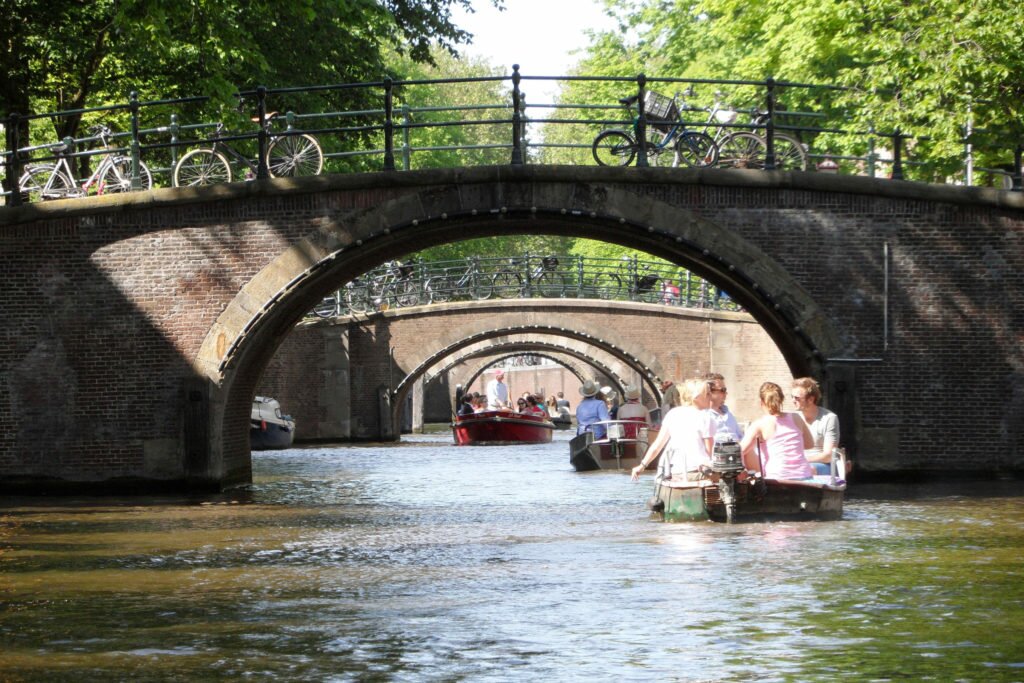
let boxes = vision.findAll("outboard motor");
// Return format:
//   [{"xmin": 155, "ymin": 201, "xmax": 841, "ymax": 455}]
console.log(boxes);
[{"xmin": 712, "ymin": 440, "xmax": 744, "ymax": 523}]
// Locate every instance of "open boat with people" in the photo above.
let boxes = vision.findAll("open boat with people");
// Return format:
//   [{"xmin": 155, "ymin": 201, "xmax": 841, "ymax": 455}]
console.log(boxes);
[
  {"xmin": 570, "ymin": 420, "xmax": 658, "ymax": 471},
  {"xmin": 452, "ymin": 409, "xmax": 555, "ymax": 445},
  {"xmin": 646, "ymin": 443, "xmax": 847, "ymax": 523},
  {"xmin": 250, "ymin": 396, "xmax": 296, "ymax": 450}
]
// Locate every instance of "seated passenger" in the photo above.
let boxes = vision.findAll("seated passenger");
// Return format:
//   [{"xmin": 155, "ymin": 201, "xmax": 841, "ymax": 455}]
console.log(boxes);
[
  {"xmin": 576, "ymin": 380, "xmax": 611, "ymax": 440},
  {"xmin": 740, "ymin": 382, "xmax": 814, "ymax": 480},
  {"xmin": 704, "ymin": 372, "xmax": 744, "ymax": 444},
  {"xmin": 523, "ymin": 394, "xmax": 547, "ymax": 417},
  {"xmin": 631, "ymin": 378, "xmax": 714, "ymax": 482},
  {"xmin": 457, "ymin": 394, "xmax": 475, "ymax": 416},
  {"xmin": 615, "ymin": 385, "xmax": 650, "ymax": 438},
  {"xmin": 791, "ymin": 376, "xmax": 840, "ymax": 476}
]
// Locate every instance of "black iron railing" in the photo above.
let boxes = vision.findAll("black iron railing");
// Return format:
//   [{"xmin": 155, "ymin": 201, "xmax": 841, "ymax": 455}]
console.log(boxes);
[
  {"xmin": 307, "ymin": 254, "xmax": 741, "ymax": 318},
  {"xmin": 3, "ymin": 69, "xmax": 1023, "ymax": 206}
]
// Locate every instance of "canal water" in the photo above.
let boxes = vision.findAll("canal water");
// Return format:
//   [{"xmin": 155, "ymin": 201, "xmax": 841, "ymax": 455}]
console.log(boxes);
[{"xmin": 2, "ymin": 431, "xmax": 1023, "ymax": 682}]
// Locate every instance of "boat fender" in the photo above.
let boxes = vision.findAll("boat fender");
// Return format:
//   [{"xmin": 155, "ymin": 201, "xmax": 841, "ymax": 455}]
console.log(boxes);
[
  {"xmin": 261, "ymin": 420, "xmax": 268, "ymax": 432},
  {"xmin": 647, "ymin": 496, "xmax": 665, "ymax": 512}
]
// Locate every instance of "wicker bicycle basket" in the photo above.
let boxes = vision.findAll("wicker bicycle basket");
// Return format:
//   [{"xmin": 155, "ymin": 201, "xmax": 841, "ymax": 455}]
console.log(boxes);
[{"xmin": 643, "ymin": 90, "xmax": 679, "ymax": 133}]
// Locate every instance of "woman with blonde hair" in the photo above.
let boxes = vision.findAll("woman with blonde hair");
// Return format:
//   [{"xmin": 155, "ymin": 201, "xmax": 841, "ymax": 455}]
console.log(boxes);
[
  {"xmin": 740, "ymin": 382, "xmax": 814, "ymax": 480},
  {"xmin": 631, "ymin": 378, "xmax": 715, "ymax": 482}
]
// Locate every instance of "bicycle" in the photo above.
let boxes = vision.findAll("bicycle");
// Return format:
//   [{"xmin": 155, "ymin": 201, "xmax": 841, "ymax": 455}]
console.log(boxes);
[
  {"xmin": 18, "ymin": 124, "xmax": 154, "ymax": 202},
  {"xmin": 172, "ymin": 112, "xmax": 324, "ymax": 187},
  {"xmin": 691, "ymin": 92, "xmax": 769, "ymax": 170},
  {"xmin": 590, "ymin": 258, "xmax": 664, "ymax": 302},
  {"xmin": 491, "ymin": 255, "xmax": 567, "ymax": 298},
  {"xmin": 425, "ymin": 259, "xmax": 492, "ymax": 302},
  {"xmin": 749, "ymin": 108, "xmax": 809, "ymax": 171},
  {"xmin": 592, "ymin": 89, "xmax": 718, "ymax": 168},
  {"xmin": 311, "ymin": 277, "xmax": 372, "ymax": 318},
  {"xmin": 373, "ymin": 261, "xmax": 422, "ymax": 308}
]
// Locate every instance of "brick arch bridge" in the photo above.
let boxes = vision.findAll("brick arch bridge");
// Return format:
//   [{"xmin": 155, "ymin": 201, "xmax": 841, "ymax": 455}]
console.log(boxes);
[{"xmin": 2, "ymin": 166, "xmax": 1022, "ymax": 492}]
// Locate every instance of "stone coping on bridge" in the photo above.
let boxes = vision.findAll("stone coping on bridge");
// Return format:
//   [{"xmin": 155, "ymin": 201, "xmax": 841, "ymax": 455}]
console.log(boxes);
[
  {"xmin": 296, "ymin": 297, "xmax": 757, "ymax": 326},
  {"xmin": 4, "ymin": 165, "xmax": 1023, "ymax": 226}
]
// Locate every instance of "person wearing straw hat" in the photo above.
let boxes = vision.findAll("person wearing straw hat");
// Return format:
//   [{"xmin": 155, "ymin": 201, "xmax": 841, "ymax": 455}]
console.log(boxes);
[
  {"xmin": 576, "ymin": 379, "xmax": 610, "ymax": 440},
  {"xmin": 485, "ymin": 369, "xmax": 510, "ymax": 410}
]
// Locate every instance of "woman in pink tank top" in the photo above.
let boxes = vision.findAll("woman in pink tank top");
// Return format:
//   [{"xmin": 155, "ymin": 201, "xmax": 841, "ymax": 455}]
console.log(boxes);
[{"xmin": 740, "ymin": 382, "xmax": 814, "ymax": 480}]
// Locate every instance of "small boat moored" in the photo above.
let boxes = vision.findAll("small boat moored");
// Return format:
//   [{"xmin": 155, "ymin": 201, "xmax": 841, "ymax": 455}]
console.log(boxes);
[
  {"xmin": 647, "ymin": 444, "xmax": 847, "ymax": 523},
  {"xmin": 250, "ymin": 396, "xmax": 296, "ymax": 450},
  {"xmin": 570, "ymin": 420, "xmax": 658, "ymax": 472},
  {"xmin": 452, "ymin": 409, "xmax": 555, "ymax": 445}
]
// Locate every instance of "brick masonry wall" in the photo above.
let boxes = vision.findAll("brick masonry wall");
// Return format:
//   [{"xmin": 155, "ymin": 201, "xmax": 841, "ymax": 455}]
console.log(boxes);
[{"xmin": 1, "ymin": 168, "xmax": 1021, "ymax": 490}]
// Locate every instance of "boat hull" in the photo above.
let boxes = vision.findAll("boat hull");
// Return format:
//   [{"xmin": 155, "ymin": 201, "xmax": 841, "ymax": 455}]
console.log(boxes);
[
  {"xmin": 250, "ymin": 419, "xmax": 295, "ymax": 450},
  {"xmin": 651, "ymin": 478, "xmax": 844, "ymax": 522},
  {"xmin": 569, "ymin": 427, "xmax": 658, "ymax": 472},
  {"xmin": 452, "ymin": 410, "xmax": 555, "ymax": 445}
]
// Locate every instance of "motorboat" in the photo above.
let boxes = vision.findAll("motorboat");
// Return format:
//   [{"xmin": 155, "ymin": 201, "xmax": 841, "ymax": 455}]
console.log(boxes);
[
  {"xmin": 452, "ymin": 409, "xmax": 555, "ymax": 445},
  {"xmin": 570, "ymin": 420, "xmax": 657, "ymax": 471},
  {"xmin": 647, "ymin": 443, "xmax": 847, "ymax": 523},
  {"xmin": 250, "ymin": 396, "xmax": 296, "ymax": 450}
]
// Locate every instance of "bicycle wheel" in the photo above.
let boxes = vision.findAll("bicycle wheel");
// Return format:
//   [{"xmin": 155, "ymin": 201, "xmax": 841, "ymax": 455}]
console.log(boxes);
[
  {"xmin": 534, "ymin": 271, "xmax": 565, "ymax": 297},
  {"xmin": 267, "ymin": 134, "xmax": 324, "ymax": 177},
  {"xmin": 591, "ymin": 272, "xmax": 622, "ymax": 300},
  {"xmin": 425, "ymin": 275, "xmax": 454, "ymax": 303},
  {"xmin": 492, "ymin": 271, "xmax": 522, "ymax": 298},
  {"xmin": 717, "ymin": 133, "xmax": 767, "ymax": 170},
  {"xmin": 173, "ymin": 149, "xmax": 232, "ymax": 187},
  {"xmin": 312, "ymin": 294, "xmax": 339, "ymax": 318},
  {"xmin": 19, "ymin": 165, "xmax": 75, "ymax": 202},
  {"xmin": 769, "ymin": 133, "xmax": 808, "ymax": 171},
  {"xmin": 468, "ymin": 273, "xmax": 492, "ymax": 300},
  {"xmin": 592, "ymin": 130, "xmax": 636, "ymax": 167},
  {"xmin": 396, "ymin": 280, "xmax": 421, "ymax": 307},
  {"xmin": 346, "ymin": 283, "xmax": 370, "ymax": 313},
  {"xmin": 674, "ymin": 132, "xmax": 719, "ymax": 168},
  {"xmin": 99, "ymin": 157, "xmax": 153, "ymax": 193}
]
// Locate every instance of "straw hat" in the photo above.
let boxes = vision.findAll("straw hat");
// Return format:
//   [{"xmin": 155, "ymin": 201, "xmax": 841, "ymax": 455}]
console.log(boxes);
[
  {"xmin": 579, "ymin": 380, "xmax": 600, "ymax": 397},
  {"xmin": 624, "ymin": 385, "xmax": 641, "ymax": 400}
]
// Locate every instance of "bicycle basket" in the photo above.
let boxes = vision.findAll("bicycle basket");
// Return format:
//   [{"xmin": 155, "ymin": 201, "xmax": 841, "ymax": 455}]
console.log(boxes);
[{"xmin": 643, "ymin": 90, "xmax": 679, "ymax": 133}]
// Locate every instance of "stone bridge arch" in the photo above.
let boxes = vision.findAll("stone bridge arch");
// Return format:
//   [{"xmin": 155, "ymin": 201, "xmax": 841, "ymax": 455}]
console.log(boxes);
[{"xmin": 3, "ymin": 166, "xmax": 1021, "ymax": 491}]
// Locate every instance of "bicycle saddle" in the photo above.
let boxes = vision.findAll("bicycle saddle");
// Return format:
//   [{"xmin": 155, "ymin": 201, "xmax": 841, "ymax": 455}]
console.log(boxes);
[{"xmin": 250, "ymin": 111, "xmax": 280, "ymax": 123}]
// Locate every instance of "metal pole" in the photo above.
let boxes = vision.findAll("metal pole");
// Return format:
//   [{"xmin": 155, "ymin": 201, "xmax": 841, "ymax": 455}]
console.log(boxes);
[
  {"xmin": 636, "ymin": 73, "xmax": 648, "ymax": 167},
  {"xmin": 511, "ymin": 65, "xmax": 523, "ymax": 165},
  {"xmin": 891, "ymin": 130, "xmax": 903, "ymax": 180},
  {"xmin": 5, "ymin": 113, "xmax": 22, "ymax": 206},
  {"xmin": 129, "ymin": 91, "xmax": 142, "ymax": 190},
  {"xmin": 383, "ymin": 77, "xmax": 396, "ymax": 171},
  {"xmin": 401, "ymin": 104, "xmax": 411, "ymax": 171},
  {"xmin": 256, "ymin": 85, "xmax": 269, "ymax": 179},
  {"xmin": 763, "ymin": 77, "xmax": 776, "ymax": 170},
  {"xmin": 1013, "ymin": 145, "xmax": 1023, "ymax": 191}
]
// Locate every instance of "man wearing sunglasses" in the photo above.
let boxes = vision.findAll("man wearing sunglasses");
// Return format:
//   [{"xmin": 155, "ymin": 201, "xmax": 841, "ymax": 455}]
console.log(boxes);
[{"xmin": 703, "ymin": 372, "xmax": 743, "ymax": 444}]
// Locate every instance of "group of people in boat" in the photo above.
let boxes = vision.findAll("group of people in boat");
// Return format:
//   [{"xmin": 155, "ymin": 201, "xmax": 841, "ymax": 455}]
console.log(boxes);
[
  {"xmin": 457, "ymin": 368, "xmax": 573, "ymax": 423},
  {"xmin": 573, "ymin": 373, "xmax": 839, "ymax": 484}
]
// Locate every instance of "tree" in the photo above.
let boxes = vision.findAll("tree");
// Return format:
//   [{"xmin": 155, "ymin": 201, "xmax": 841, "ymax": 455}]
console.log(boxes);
[{"xmin": 545, "ymin": 0, "xmax": 1024, "ymax": 182}]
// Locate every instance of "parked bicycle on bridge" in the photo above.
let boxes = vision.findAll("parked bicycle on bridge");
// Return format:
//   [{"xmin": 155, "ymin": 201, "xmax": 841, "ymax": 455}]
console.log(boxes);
[
  {"xmin": 172, "ymin": 112, "xmax": 324, "ymax": 186},
  {"xmin": 592, "ymin": 89, "xmax": 718, "ymax": 168},
  {"xmin": 18, "ymin": 124, "xmax": 154, "ymax": 201},
  {"xmin": 491, "ymin": 255, "xmax": 568, "ymax": 298}
]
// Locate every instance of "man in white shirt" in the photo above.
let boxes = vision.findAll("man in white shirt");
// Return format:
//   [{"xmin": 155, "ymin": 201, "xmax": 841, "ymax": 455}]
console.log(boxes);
[
  {"xmin": 704, "ymin": 373, "xmax": 743, "ymax": 443},
  {"xmin": 485, "ymin": 369, "xmax": 510, "ymax": 410}
]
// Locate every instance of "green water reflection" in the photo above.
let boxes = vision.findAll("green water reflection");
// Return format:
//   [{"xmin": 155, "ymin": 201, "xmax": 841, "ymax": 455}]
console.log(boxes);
[{"xmin": 2, "ymin": 440, "xmax": 1023, "ymax": 681}]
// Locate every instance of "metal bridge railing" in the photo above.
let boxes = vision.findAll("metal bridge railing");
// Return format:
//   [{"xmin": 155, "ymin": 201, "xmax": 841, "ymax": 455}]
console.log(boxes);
[
  {"xmin": 4, "ymin": 70, "xmax": 1023, "ymax": 207},
  {"xmin": 307, "ymin": 254, "xmax": 742, "ymax": 318}
]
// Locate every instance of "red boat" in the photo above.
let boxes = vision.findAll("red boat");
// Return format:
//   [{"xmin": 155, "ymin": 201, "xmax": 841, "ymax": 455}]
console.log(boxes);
[{"xmin": 452, "ymin": 410, "xmax": 555, "ymax": 445}]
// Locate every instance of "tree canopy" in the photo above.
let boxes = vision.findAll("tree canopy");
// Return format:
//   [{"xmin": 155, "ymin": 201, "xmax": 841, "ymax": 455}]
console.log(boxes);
[{"xmin": 542, "ymin": 0, "xmax": 1024, "ymax": 181}]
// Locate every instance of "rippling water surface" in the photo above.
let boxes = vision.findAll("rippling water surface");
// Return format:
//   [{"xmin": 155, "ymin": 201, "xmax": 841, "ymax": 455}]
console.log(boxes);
[{"xmin": 2, "ymin": 432, "xmax": 1024, "ymax": 681}]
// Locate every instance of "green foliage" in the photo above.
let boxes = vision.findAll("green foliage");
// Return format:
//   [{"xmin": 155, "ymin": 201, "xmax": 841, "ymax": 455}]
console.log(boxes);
[{"xmin": 545, "ymin": 0, "xmax": 1024, "ymax": 184}]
